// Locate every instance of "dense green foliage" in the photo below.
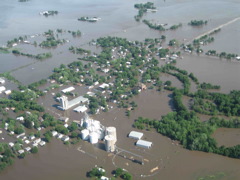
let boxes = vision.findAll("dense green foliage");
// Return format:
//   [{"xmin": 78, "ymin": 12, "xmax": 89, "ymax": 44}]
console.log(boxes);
[
  {"xmin": 143, "ymin": 19, "xmax": 165, "ymax": 31},
  {"xmin": 134, "ymin": 2, "xmax": 156, "ymax": 21},
  {"xmin": 188, "ymin": 20, "xmax": 208, "ymax": 26},
  {"xmin": 0, "ymin": 143, "xmax": 15, "ymax": 172}
]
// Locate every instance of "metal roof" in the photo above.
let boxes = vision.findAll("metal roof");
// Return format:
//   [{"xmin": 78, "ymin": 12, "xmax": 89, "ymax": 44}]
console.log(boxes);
[
  {"xmin": 136, "ymin": 140, "xmax": 152, "ymax": 148},
  {"xmin": 128, "ymin": 131, "xmax": 143, "ymax": 140}
]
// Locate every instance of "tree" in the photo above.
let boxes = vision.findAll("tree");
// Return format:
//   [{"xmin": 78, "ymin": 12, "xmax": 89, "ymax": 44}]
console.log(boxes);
[{"xmin": 31, "ymin": 147, "xmax": 38, "ymax": 154}]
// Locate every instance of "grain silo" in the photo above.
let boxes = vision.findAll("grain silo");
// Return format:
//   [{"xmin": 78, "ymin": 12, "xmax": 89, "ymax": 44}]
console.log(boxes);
[
  {"xmin": 105, "ymin": 135, "xmax": 116, "ymax": 152},
  {"xmin": 105, "ymin": 127, "xmax": 117, "ymax": 143},
  {"xmin": 89, "ymin": 132, "xmax": 98, "ymax": 144},
  {"xmin": 81, "ymin": 129, "xmax": 90, "ymax": 141}
]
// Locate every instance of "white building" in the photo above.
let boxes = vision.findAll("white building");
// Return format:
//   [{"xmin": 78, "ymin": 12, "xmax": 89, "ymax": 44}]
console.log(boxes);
[
  {"xmin": 0, "ymin": 86, "xmax": 6, "ymax": 93},
  {"xmin": 128, "ymin": 131, "xmax": 143, "ymax": 140},
  {"xmin": 74, "ymin": 105, "xmax": 88, "ymax": 113},
  {"xmin": 0, "ymin": 78, "xmax": 5, "ymax": 84},
  {"xmin": 136, "ymin": 140, "xmax": 152, "ymax": 149},
  {"xmin": 61, "ymin": 86, "xmax": 75, "ymax": 93}
]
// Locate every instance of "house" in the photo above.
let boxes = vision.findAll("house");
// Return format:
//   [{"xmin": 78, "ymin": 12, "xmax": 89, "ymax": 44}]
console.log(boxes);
[
  {"xmin": 18, "ymin": 150, "xmax": 24, "ymax": 154},
  {"xmin": 101, "ymin": 176, "xmax": 109, "ymax": 180},
  {"xmin": 9, "ymin": 142, "xmax": 14, "ymax": 147},
  {"xmin": 25, "ymin": 147, "xmax": 31, "ymax": 152},
  {"xmin": 52, "ymin": 131, "xmax": 58, "ymax": 137},
  {"xmin": 62, "ymin": 136, "xmax": 69, "ymax": 142},
  {"xmin": 0, "ymin": 86, "xmax": 6, "ymax": 93},
  {"xmin": 136, "ymin": 140, "xmax": 152, "ymax": 149},
  {"xmin": 39, "ymin": 141, "xmax": 46, "ymax": 146},
  {"xmin": 59, "ymin": 117, "xmax": 69, "ymax": 123},
  {"xmin": 0, "ymin": 78, "xmax": 5, "ymax": 84},
  {"xmin": 128, "ymin": 131, "xmax": 143, "ymax": 140},
  {"xmin": 33, "ymin": 138, "xmax": 41, "ymax": 144},
  {"xmin": 16, "ymin": 116, "xmax": 24, "ymax": 121},
  {"xmin": 25, "ymin": 140, "xmax": 30, "ymax": 144},
  {"xmin": 99, "ymin": 83, "xmax": 109, "ymax": 90},
  {"xmin": 4, "ymin": 90, "xmax": 11, "ymax": 95}
]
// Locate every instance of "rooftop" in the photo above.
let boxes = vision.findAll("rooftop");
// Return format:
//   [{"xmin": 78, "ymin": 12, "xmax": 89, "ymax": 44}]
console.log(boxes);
[{"xmin": 128, "ymin": 131, "xmax": 143, "ymax": 140}]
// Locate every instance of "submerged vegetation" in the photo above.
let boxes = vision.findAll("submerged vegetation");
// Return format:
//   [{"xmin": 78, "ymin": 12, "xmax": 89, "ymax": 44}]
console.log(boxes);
[{"xmin": 188, "ymin": 20, "xmax": 208, "ymax": 26}]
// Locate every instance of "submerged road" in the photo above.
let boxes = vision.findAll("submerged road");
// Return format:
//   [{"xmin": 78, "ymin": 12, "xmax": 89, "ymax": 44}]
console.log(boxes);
[{"xmin": 188, "ymin": 16, "xmax": 240, "ymax": 44}]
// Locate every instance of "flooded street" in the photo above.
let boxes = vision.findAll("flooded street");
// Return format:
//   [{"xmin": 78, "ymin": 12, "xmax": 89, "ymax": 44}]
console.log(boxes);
[{"xmin": 0, "ymin": 0, "xmax": 240, "ymax": 179}]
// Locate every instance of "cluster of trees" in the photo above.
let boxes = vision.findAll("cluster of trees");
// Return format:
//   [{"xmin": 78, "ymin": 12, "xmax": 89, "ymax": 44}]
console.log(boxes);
[
  {"xmin": 206, "ymin": 50, "xmax": 238, "ymax": 60},
  {"xmin": 193, "ymin": 35, "xmax": 214, "ymax": 46},
  {"xmin": 169, "ymin": 23, "xmax": 182, "ymax": 30},
  {"xmin": 68, "ymin": 30, "xmax": 81, "ymax": 37},
  {"xmin": 12, "ymin": 49, "xmax": 52, "ymax": 60},
  {"xmin": 88, "ymin": 95, "xmax": 108, "ymax": 114},
  {"xmin": 142, "ymin": 20, "xmax": 165, "ymax": 31},
  {"xmin": 188, "ymin": 20, "xmax": 208, "ymax": 26},
  {"xmin": 69, "ymin": 46, "xmax": 91, "ymax": 55},
  {"xmin": 0, "ymin": 143, "xmax": 15, "ymax": 172},
  {"xmin": 0, "ymin": 90, "xmax": 44, "ymax": 113},
  {"xmin": 86, "ymin": 167, "xmax": 106, "ymax": 178},
  {"xmin": 134, "ymin": 90, "xmax": 240, "ymax": 158},
  {"xmin": 113, "ymin": 168, "xmax": 132, "ymax": 180},
  {"xmin": 199, "ymin": 82, "xmax": 220, "ymax": 90},
  {"xmin": 39, "ymin": 35, "xmax": 65, "ymax": 48},
  {"xmin": 134, "ymin": 2, "xmax": 156, "ymax": 21}
]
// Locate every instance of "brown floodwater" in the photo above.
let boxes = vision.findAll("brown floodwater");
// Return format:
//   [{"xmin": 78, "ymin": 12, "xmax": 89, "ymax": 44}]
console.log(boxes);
[{"xmin": 212, "ymin": 128, "xmax": 240, "ymax": 147}]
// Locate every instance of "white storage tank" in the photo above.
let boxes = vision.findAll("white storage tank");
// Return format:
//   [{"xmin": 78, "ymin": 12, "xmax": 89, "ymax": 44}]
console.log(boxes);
[
  {"xmin": 89, "ymin": 132, "xmax": 98, "ymax": 144},
  {"xmin": 105, "ymin": 127, "xmax": 117, "ymax": 143},
  {"xmin": 96, "ymin": 128, "xmax": 105, "ymax": 140},
  {"xmin": 81, "ymin": 129, "xmax": 90, "ymax": 141},
  {"xmin": 105, "ymin": 135, "xmax": 116, "ymax": 152},
  {"xmin": 92, "ymin": 120, "xmax": 101, "ymax": 130}
]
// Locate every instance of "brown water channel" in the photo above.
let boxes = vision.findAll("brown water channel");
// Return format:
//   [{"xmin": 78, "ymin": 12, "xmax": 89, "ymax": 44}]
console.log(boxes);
[{"xmin": 0, "ymin": 0, "xmax": 240, "ymax": 179}]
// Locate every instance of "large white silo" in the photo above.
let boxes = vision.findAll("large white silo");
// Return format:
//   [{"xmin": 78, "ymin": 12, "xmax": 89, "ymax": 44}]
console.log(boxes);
[
  {"xmin": 81, "ymin": 129, "xmax": 90, "ymax": 141},
  {"xmin": 105, "ymin": 135, "xmax": 116, "ymax": 152},
  {"xmin": 89, "ymin": 132, "xmax": 98, "ymax": 144},
  {"xmin": 105, "ymin": 127, "xmax": 117, "ymax": 143}
]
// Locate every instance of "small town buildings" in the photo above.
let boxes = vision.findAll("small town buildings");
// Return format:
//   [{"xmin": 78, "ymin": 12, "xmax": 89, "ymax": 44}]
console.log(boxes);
[
  {"xmin": 128, "ymin": 131, "xmax": 143, "ymax": 140},
  {"xmin": 101, "ymin": 176, "xmax": 109, "ymax": 180},
  {"xmin": 136, "ymin": 140, "xmax": 152, "ymax": 149}
]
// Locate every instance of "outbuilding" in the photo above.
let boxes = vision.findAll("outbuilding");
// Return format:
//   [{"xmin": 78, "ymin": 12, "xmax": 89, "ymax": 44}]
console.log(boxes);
[
  {"xmin": 74, "ymin": 105, "xmax": 88, "ymax": 113},
  {"xmin": 136, "ymin": 140, "xmax": 152, "ymax": 149},
  {"xmin": 61, "ymin": 86, "xmax": 75, "ymax": 93},
  {"xmin": 128, "ymin": 131, "xmax": 143, "ymax": 140}
]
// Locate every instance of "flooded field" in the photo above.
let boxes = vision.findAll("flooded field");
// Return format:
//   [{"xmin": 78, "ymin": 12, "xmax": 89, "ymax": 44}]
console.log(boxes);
[{"xmin": 0, "ymin": 0, "xmax": 240, "ymax": 179}]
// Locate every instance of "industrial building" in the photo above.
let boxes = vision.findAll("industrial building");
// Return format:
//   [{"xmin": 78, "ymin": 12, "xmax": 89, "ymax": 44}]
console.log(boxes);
[
  {"xmin": 136, "ymin": 140, "xmax": 152, "ymax": 149},
  {"xmin": 59, "ymin": 96, "xmax": 88, "ymax": 110},
  {"xmin": 128, "ymin": 131, "xmax": 143, "ymax": 140}
]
